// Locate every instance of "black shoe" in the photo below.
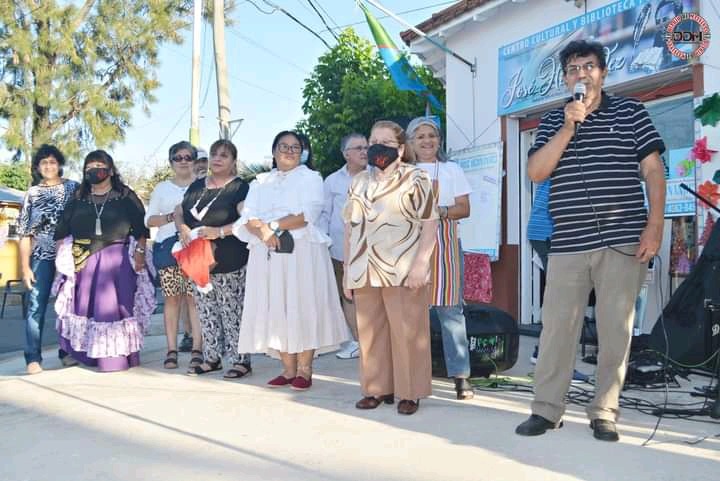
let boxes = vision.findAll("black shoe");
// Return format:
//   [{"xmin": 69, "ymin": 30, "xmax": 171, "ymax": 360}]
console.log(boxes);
[
  {"xmin": 179, "ymin": 333, "xmax": 192, "ymax": 352},
  {"xmin": 515, "ymin": 414, "xmax": 563, "ymax": 436},
  {"xmin": 590, "ymin": 419, "xmax": 619, "ymax": 442}
]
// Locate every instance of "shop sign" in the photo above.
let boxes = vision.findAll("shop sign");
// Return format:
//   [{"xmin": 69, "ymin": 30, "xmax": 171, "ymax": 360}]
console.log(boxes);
[{"xmin": 498, "ymin": 0, "xmax": 703, "ymax": 116}]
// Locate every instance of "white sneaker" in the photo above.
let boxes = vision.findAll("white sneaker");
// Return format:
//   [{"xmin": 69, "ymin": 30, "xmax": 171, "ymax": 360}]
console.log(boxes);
[{"xmin": 336, "ymin": 341, "xmax": 360, "ymax": 359}]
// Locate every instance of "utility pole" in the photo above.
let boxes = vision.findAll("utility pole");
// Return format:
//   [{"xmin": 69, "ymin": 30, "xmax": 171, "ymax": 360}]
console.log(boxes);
[
  {"xmin": 213, "ymin": 0, "xmax": 231, "ymax": 139},
  {"xmin": 189, "ymin": 0, "xmax": 202, "ymax": 146}
]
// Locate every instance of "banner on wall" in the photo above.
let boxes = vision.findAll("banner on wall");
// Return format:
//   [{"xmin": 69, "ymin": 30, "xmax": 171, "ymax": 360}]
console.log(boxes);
[
  {"xmin": 452, "ymin": 143, "xmax": 503, "ymax": 261},
  {"xmin": 663, "ymin": 147, "xmax": 696, "ymax": 217},
  {"xmin": 497, "ymin": 0, "xmax": 700, "ymax": 116}
]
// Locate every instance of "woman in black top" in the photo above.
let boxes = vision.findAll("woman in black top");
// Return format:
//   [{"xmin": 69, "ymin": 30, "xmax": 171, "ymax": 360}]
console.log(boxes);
[
  {"xmin": 54, "ymin": 150, "xmax": 155, "ymax": 372},
  {"xmin": 177, "ymin": 139, "xmax": 251, "ymax": 378}
]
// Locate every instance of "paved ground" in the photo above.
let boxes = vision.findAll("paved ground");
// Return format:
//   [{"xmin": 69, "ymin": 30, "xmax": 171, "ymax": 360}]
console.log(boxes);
[{"xmin": 1, "ymin": 313, "xmax": 718, "ymax": 481}]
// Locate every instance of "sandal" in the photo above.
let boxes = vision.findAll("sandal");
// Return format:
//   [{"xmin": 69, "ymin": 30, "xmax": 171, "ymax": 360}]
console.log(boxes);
[
  {"xmin": 187, "ymin": 359, "xmax": 222, "ymax": 376},
  {"xmin": 223, "ymin": 362, "xmax": 252, "ymax": 380},
  {"xmin": 454, "ymin": 377, "xmax": 474, "ymax": 400},
  {"xmin": 163, "ymin": 350, "xmax": 178, "ymax": 369},
  {"xmin": 189, "ymin": 350, "xmax": 204, "ymax": 369}
]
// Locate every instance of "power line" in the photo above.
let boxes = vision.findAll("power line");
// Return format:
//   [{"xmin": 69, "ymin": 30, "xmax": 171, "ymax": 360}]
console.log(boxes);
[
  {"xmin": 227, "ymin": 27, "xmax": 311, "ymax": 75},
  {"xmin": 258, "ymin": 0, "xmax": 332, "ymax": 49},
  {"xmin": 243, "ymin": 0, "xmax": 277, "ymax": 15},
  {"xmin": 313, "ymin": 0, "xmax": 342, "ymax": 30},
  {"xmin": 318, "ymin": 1, "xmax": 458, "ymax": 33},
  {"xmin": 306, "ymin": 0, "xmax": 340, "ymax": 42}
]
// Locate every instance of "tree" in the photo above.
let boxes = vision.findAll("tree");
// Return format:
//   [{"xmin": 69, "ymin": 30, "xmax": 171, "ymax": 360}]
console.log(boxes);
[
  {"xmin": 0, "ymin": 1, "xmax": 192, "ymax": 163},
  {"xmin": 0, "ymin": 162, "xmax": 31, "ymax": 190},
  {"xmin": 297, "ymin": 28, "xmax": 445, "ymax": 176}
]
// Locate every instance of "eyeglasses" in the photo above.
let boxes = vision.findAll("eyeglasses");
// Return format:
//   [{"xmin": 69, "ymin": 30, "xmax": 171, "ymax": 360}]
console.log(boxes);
[
  {"xmin": 369, "ymin": 140, "xmax": 399, "ymax": 148},
  {"xmin": 565, "ymin": 62, "xmax": 598, "ymax": 76},
  {"xmin": 171, "ymin": 155, "xmax": 194, "ymax": 162},
  {"xmin": 277, "ymin": 143, "xmax": 302, "ymax": 154},
  {"xmin": 345, "ymin": 146, "xmax": 369, "ymax": 152}
]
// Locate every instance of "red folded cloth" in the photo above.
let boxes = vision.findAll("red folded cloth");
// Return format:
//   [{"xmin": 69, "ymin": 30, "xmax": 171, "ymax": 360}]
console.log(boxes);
[{"xmin": 172, "ymin": 237, "xmax": 215, "ymax": 292}]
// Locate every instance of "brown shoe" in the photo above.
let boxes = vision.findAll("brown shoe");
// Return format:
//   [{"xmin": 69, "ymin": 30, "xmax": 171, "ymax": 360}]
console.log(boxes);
[
  {"xmin": 397, "ymin": 399, "xmax": 419, "ymax": 415},
  {"xmin": 355, "ymin": 394, "xmax": 394, "ymax": 409},
  {"xmin": 26, "ymin": 362, "xmax": 43, "ymax": 375}
]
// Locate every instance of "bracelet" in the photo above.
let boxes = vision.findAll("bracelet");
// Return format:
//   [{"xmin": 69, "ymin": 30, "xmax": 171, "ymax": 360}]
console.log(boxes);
[
  {"xmin": 135, "ymin": 247, "xmax": 145, "ymax": 254},
  {"xmin": 166, "ymin": 212, "xmax": 174, "ymax": 224},
  {"xmin": 219, "ymin": 227, "xmax": 225, "ymax": 239}
]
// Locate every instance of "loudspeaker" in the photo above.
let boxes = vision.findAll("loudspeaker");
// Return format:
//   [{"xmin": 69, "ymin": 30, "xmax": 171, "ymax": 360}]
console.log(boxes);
[{"xmin": 430, "ymin": 304, "xmax": 519, "ymax": 378}]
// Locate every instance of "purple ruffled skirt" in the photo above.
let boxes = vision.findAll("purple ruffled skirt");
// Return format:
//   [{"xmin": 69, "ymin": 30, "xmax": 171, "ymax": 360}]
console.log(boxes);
[{"xmin": 54, "ymin": 239, "xmax": 155, "ymax": 372}]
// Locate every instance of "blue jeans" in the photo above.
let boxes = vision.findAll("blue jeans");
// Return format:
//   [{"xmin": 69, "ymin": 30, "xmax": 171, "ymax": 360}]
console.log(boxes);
[
  {"xmin": 435, "ymin": 304, "xmax": 471, "ymax": 378},
  {"xmin": 24, "ymin": 258, "xmax": 56, "ymax": 365}
]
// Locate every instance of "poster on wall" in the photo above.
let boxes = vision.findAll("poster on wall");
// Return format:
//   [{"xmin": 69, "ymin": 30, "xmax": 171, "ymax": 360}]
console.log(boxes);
[
  {"xmin": 658, "ymin": 147, "xmax": 696, "ymax": 216},
  {"xmin": 451, "ymin": 143, "xmax": 503, "ymax": 260},
  {"xmin": 497, "ymin": 0, "xmax": 700, "ymax": 116}
]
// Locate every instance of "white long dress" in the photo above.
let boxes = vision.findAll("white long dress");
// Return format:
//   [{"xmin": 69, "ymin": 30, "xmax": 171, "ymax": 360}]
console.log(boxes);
[{"xmin": 232, "ymin": 165, "xmax": 348, "ymax": 357}]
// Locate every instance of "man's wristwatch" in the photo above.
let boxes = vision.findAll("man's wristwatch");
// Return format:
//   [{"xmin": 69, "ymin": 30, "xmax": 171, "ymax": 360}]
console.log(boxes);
[{"xmin": 269, "ymin": 220, "xmax": 281, "ymax": 236}]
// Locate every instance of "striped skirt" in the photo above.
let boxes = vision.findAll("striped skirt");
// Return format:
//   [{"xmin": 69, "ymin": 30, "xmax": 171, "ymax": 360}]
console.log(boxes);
[{"xmin": 430, "ymin": 218, "xmax": 463, "ymax": 306}]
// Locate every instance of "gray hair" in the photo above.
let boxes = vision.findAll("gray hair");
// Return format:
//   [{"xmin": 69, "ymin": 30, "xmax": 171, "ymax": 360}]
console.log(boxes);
[
  {"xmin": 340, "ymin": 133, "xmax": 367, "ymax": 152},
  {"xmin": 406, "ymin": 117, "xmax": 447, "ymax": 162},
  {"xmin": 168, "ymin": 141, "xmax": 198, "ymax": 164}
]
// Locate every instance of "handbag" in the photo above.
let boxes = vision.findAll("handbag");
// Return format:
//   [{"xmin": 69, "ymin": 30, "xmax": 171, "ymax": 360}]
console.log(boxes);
[
  {"xmin": 275, "ymin": 230, "xmax": 294, "ymax": 254},
  {"xmin": 152, "ymin": 234, "xmax": 179, "ymax": 270}
]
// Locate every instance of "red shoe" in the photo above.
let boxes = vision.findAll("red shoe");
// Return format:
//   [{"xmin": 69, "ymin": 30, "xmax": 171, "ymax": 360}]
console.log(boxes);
[
  {"xmin": 267, "ymin": 375, "xmax": 294, "ymax": 388},
  {"xmin": 291, "ymin": 375, "xmax": 312, "ymax": 391}
]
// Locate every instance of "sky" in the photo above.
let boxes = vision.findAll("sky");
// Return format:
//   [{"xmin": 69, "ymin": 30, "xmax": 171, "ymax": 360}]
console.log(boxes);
[{"xmin": 111, "ymin": 0, "xmax": 456, "ymax": 176}]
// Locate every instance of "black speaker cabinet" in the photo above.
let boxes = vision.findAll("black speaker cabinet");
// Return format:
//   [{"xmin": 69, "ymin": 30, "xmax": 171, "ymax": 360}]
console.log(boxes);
[{"xmin": 430, "ymin": 304, "xmax": 519, "ymax": 378}]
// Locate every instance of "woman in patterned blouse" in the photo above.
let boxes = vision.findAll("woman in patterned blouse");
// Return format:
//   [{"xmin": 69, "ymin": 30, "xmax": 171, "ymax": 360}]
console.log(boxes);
[
  {"xmin": 343, "ymin": 120, "xmax": 438, "ymax": 415},
  {"xmin": 17, "ymin": 145, "xmax": 79, "ymax": 375}
]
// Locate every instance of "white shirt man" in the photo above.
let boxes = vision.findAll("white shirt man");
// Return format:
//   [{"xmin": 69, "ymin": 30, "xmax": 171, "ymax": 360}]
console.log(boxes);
[{"xmin": 319, "ymin": 133, "xmax": 368, "ymax": 359}]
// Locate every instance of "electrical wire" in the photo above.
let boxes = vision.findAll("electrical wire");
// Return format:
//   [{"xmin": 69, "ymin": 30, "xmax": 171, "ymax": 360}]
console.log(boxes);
[
  {"xmin": 313, "ymin": 0, "xmax": 342, "ymax": 30},
  {"xmin": 243, "ymin": 0, "xmax": 277, "ymax": 15},
  {"xmin": 318, "ymin": 1, "xmax": 458, "ymax": 33},
  {"xmin": 306, "ymin": 0, "xmax": 340, "ymax": 42},
  {"xmin": 227, "ymin": 28, "xmax": 311, "ymax": 75},
  {"xmin": 258, "ymin": 0, "xmax": 332, "ymax": 49}
]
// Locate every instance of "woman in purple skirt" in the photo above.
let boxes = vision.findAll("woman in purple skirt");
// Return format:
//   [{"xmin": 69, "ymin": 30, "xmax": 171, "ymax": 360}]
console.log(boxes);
[{"xmin": 53, "ymin": 150, "xmax": 155, "ymax": 372}]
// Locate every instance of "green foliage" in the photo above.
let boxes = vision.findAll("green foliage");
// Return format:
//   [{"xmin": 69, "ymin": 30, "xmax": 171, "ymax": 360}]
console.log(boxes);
[
  {"xmin": 297, "ymin": 28, "xmax": 446, "ymax": 177},
  {"xmin": 0, "ymin": 162, "xmax": 31, "ymax": 190},
  {"xmin": 238, "ymin": 162, "xmax": 271, "ymax": 183},
  {"xmin": 694, "ymin": 93, "xmax": 720, "ymax": 127},
  {"xmin": 127, "ymin": 164, "xmax": 174, "ymax": 203},
  {"xmin": 0, "ymin": 1, "xmax": 193, "ymax": 163}
]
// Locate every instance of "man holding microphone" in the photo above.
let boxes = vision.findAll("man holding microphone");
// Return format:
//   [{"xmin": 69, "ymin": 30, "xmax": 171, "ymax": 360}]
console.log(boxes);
[{"xmin": 514, "ymin": 40, "xmax": 666, "ymax": 442}]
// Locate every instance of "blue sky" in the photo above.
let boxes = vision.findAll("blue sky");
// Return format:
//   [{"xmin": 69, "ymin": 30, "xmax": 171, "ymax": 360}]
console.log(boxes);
[{"xmin": 113, "ymin": 0, "xmax": 455, "ymax": 175}]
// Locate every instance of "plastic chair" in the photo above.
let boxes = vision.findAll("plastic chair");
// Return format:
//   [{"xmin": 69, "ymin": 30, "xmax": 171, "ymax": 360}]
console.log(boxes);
[{"xmin": 1, "ymin": 280, "xmax": 27, "ymax": 319}]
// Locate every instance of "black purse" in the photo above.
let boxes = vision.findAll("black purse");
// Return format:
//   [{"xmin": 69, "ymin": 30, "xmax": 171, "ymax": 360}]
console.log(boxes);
[
  {"xmin": 152, "ymin": 234, "xmax": 178, "ymax": 270},
  {"xmin": 275, "ymin": 230, "xmax": 294, "ymax": 254}
]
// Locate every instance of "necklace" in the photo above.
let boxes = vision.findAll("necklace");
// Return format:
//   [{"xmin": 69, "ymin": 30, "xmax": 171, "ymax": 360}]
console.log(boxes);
[
  {"xmin": 189, "ymin": 177, "xmax": 232, "ymax": 222},
  {"xmin": 92, "ymin": 185, "xmax": 112, "ymax": 196},
  {"xmin": 92, "ymin": 191, "xmax": 111, "ymax": 236}
]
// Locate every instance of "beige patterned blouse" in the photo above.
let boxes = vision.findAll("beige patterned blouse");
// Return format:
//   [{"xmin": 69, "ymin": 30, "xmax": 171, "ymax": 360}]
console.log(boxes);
[{"xmin": 343, "ymin": 162, "xmax": 438, "ymax": 288}]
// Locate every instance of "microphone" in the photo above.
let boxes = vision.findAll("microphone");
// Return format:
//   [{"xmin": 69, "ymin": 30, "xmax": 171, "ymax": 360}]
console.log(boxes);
[{"xmin": 573, "ymin": 83, "xmax": 586, "ymax": 133}]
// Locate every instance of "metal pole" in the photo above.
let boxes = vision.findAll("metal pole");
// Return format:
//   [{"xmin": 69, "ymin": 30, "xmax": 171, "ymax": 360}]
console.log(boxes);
[
  {"xmin": 189, "ymin": 0, "xmax": 202, "ymax": 146},
  {"xmin": 213, "ymin": 0, "xmax": 231, "ymax": 139}
]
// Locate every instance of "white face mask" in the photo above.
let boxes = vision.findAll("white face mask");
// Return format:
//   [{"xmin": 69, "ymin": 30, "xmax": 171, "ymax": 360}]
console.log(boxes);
[{"xmin": 300, "ymin": 151, "xmax": 309, "ymax": 164}]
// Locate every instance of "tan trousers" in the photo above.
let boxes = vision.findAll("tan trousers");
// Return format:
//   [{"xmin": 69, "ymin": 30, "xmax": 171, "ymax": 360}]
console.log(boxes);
[
  {"xmin": 332, "ymin": 259, "xmax": 358, "ymax": 339},
  {"xmin": 354, "ymin": 285, "xmax": 432, "ymax": 400},
  {"xmin": 532, "ymin": 246, "xmax": 647, "ymax": 423}
]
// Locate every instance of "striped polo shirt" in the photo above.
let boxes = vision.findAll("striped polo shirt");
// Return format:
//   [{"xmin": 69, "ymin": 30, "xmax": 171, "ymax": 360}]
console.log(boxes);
[{"xmin": 528, "ymin": 92, "xmax": 665, "ymax": 254}]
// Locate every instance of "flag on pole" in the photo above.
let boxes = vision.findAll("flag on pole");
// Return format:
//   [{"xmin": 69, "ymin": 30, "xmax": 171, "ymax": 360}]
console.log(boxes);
[{"xmin": 360, "ymin": 2, "xmax": 442, "ymax": 111}]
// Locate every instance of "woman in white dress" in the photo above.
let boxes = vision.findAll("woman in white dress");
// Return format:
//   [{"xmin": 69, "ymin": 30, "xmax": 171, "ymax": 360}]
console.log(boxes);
[{"xmin": 233, "ymin": 130, "xmax": 348, "ymax": 391}]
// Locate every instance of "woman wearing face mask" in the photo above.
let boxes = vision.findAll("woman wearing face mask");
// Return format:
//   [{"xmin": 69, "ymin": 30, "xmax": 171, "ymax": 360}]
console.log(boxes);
[
  {"xmin": 234, "ymin": 130, "xmax": 347, "ymax": 390},
  {"xmin": 407, "ymin": 117, "xmax": 474, "ymax": 400},
  {"xmin": 343, "ymin": 120, "xmax": 438, "ymax": 415},
  {"xmin": 53, "ymin": 150, "xmax": 154, "ymax": 372},
  {"xmin": 17, "ymin": 144, "xmax": 79, "ymax": 375},
  {"xmin": 176, "ymin": 139, "xmax": 252, "ymax": 379}
]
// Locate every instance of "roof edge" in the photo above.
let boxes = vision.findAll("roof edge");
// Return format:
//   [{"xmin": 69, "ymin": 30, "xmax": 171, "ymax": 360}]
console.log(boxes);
[{"xmin": 400, "ymin": 0, "xmax": 495, "ymax": 46}]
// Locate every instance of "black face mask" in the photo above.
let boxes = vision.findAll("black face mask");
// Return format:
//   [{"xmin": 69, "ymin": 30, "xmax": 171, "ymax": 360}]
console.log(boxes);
[
  {"xmin": 85, "ymin": 167, "xmax": 111, "ymax": 185},
  {"xmin": 367, "ymin": 144, "xmax": 398, "ymax": 171}
]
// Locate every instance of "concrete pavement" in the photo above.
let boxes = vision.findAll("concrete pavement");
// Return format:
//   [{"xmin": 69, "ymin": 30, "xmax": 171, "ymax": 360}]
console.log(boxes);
[{"xmin": 0, "ymin": 317, "xmax": 718, "ymax": 481}]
